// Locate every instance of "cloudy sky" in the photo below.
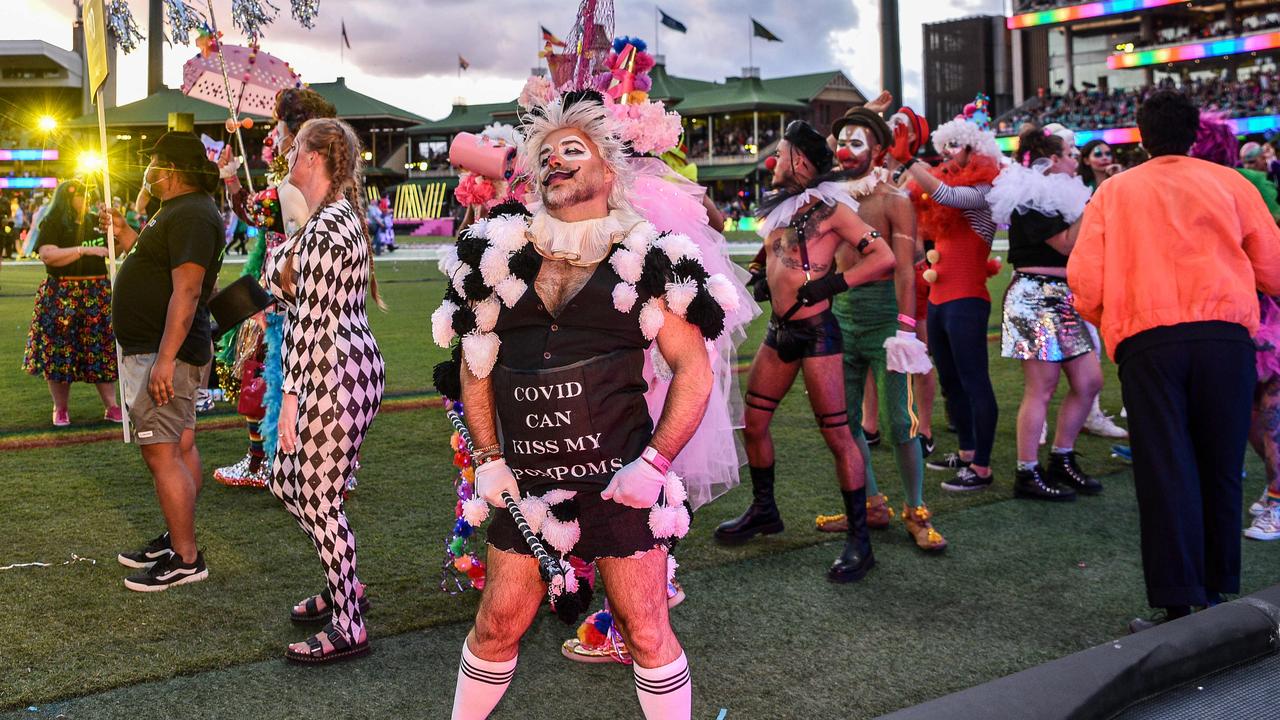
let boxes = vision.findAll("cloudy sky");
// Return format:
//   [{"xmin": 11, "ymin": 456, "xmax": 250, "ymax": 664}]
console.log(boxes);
[{"xmin": 12, "ymin": 0, "xmax": 1006, "ymax": 120}]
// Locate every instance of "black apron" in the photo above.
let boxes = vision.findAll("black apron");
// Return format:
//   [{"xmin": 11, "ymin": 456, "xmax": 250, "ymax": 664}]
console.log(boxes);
[{"xmin": 492, "ymin": 348, "xmax": 651, "ymax": 493}]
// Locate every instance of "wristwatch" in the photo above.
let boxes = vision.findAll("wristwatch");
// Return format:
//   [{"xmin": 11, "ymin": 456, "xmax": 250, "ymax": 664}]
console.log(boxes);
[{"xmin": 641, "ymin": 446, "xmax": 672, "ymax": 475}]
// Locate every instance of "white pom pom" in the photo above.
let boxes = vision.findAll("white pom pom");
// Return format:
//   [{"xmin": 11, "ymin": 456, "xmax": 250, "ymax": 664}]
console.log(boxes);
[
  {"xmin": 461, "ymin": 496, "xmax": 490, "ymax": 527},
  {"xmin": 561, "ymin": 559, "xmax": 579, "ymax": 593},
  {"xmin": 667, "ymin": 554, "xmax": 679, "ymax": 582},
  {"xmin": 651, "ymin": 345, "xmax": 673, "ymax": 382},
  {"xmin": 518, "ymin": 494, "xmax": 549, "ymax": 535},
  {"xmin": 473, "ymin": 298, "xmax": 501, "ymax": 333},
  {"xmin": 664, "ymin": 472, "xmax": 688, "ymax": 506},
  {"xmin": 672, "ymin": 505, "xmax": 691, "ymax": 538},
  {"xmin": 494, "ymin": 276, "xmax": 528, "ymax": 308},
  {"xmin": 542, "ymin": 488, "xmax": 577, "ymax": 506},
  {"xmin": 655, "ymin": 233, "xmax": 701, "ymax": 262},
  {"xmin": 639, "ymin": 297, "xmax": 666, "ymax": 340},
  {"xmin": 648, "ymin": 504, "xmax": 680, "ymax": 538},
  {"xmin": 437, "ymin": 245, "xmax": 460, "ymax": 278},
  {"xmin": 461, "ymin": 331, "xmax": 500, "ymax": 379},
  {"xmin": 541, "ymin": 517, "xmax": 581, "ymax": 555},
  {"xmin": 609, "ymin": 248, "xmax": 644, "ymax": 284},
  {"xmin": 431, "ymin": 299, "xmax": 459, "ymax": 348},
  {"xmin": 451, "ymin": 262, "xmax": 472, "ymax": 299},
  {"xmin": 479, "ymin": 246, "xmax": 512, "ymax": 287},
  {"xmin": 467, "ymin": 218, "xmax": 489, "ymax": 239},
  {"xmin": 624, "ymin": 221, "xmax": 658, "ymax": 253},
  {"xmin": 664, "ymin": 278, "xmax": 698, "ymax": 317},
  {"xmin": 612, "ymin": 282, "xmax": 639, "ymax": 313},
  {"xmin": 487, "ymin": 215, "xmax": 530, "ymax": 253},
  {"xmin": 706, "ymin": 274, "xmax": 741, "ymax": 314}
]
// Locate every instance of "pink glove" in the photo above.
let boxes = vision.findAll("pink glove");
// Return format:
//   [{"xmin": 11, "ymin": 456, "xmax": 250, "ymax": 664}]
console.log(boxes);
[
  {"xmin": 600, "ymin": 456, "xmax": 666, "ymax": 509},
  {"xmin": 884, "ymin": 330, "xmax": 933, "ymax": 374},
  {"xmin": 475, "ymin": 457, "xmax": 520, "ymax": 508}
]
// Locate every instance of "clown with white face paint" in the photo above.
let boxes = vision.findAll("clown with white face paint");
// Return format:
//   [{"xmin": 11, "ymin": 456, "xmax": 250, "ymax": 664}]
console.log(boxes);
[
  {"xmin": 432, "ymin": 89, "xmax": 744, "ymax": 720},
  {"xmin": 810, "ymin": 107, "xmax": 947, "ymax": 551}
]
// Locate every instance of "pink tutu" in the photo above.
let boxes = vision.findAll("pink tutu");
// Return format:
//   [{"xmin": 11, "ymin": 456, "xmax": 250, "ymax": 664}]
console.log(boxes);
[{"xmin": 628, "ymin": 157, "xmax": 759, "ymax": 509}]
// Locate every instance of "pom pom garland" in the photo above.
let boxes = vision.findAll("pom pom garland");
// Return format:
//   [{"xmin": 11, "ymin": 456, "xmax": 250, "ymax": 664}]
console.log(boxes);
[
  {"xmin": 609, "ymin": 248, "xmax": 645, "ymax": 284},
  {"xmin": 474, "ymin": 298, "xmax": 501, "ymax": 333},
  {"xmin": 494, "ymin": 276, "xmax": 528, "ymax": 308},
  {"xmin": 705, "ymin": 274, "xmax": 740, "ymax": 314},
  {"xmin": 639, "ymin": 297, "xmax": 666, "ymax": 340},
  {"xmin": 663, "ymin": 278, "xmax": 698, "ymax": 317},
  {"xmin": 461, "ymin": 331, "xmax": 500, "ymax": 379},
  {"xmin": 431, "ymin": 299, "xmax": 459, "ymax": 348},
  {"xmin": 612, "ymin": 282, "xmax": 639, "ymax": 313}
]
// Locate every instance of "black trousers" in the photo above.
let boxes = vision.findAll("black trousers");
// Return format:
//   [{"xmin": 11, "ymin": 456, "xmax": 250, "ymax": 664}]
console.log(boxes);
[{"xmin": 1117, "ymin": 322, "xmax": 1255, "ymax": 608}]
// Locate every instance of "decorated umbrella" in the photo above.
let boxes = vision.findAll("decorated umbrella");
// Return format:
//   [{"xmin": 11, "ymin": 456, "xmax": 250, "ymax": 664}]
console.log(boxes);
[{"xmin": 182, "ymin": 42, "xmax": 299, "ymax": 120}]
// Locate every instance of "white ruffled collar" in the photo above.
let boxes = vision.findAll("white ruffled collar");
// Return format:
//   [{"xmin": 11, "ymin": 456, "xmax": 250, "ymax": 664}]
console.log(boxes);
[
  {"xmin": 840, "ymin": 167, "xmax": 898, "ymax": 200},
  {"xmin": 758, "ymin": 182, "xmax": 860, "ymax": 237},
  {"xmin": 987, "ymin": 163, "xmax": 1093, "ymax": 225},
  {"xmin": 528, "ymin": 208, "xmax": 648, "ymax": 266}
]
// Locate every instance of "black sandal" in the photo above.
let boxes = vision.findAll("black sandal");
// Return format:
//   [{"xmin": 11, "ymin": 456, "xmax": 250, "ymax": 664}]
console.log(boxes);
[
  {"xmin": 290, "ymin": 587, "xmax": 371, "ymax": 624},
  {"xmin": 284, "ymin": 623, "xmax": 370, "ymax": 664}
]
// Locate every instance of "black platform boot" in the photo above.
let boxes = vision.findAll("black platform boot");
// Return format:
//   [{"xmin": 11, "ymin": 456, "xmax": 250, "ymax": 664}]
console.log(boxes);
[
  {"xmin": 714, "ymin": 465, "xmax": 784, "ymax": 545},
  {"xmin": 1014, "ymin": 464, "xmax": 1076, "ymax": 502},
  {"xmin": 1048, "ymin": 450, "xmax": 1103, "ymax": 495},
  {"xmin": 828, "ymin": 486, "xmax": 876, "ymax": 583}
]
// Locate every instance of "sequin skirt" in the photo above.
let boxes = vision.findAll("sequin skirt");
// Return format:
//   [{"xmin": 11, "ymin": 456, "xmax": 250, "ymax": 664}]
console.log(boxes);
[
  {"xmin": 1001, "ymin": 272, "xmax": 1094, "ymax": 362},
  {"xmin": 23, "ymin": 277, "xmax": 119, "ymax": 383}
]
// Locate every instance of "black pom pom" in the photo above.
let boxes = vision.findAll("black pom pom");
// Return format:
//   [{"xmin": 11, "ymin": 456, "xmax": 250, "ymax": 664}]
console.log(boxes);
[
  {"xmin": 452, "ymin": 306, "xmax": 477, "ymax": 337},
  {"xmin": 548, "ymin": 496, "xmax": 580, "ymax": 522},
  {"xmin": 456, "ymin": 232, "xmax": 489, "ymax": 267},
  {"xmin": 553, "ymin": 576, "xmax": 594, "ymax": 626},
  {"xmin": 463, "ymin": 268, "xmax": 493, "ymax": 302},
  {"xmin": 443, "ymin": 284, "xmax": 464, "ymax": 307},
  {"xmin": 508, "ymin": 244, "xmax": 542, "ymax": 283},
  {"xmin": 488, "ymin": 201, "xmax": 531, "ymax": 218},
  {"xmin": 672, "ymin": 257, "xmax": 709, "ymax": 282},
  {"xmin": 686, "ymin": 285, "xmax": 725, "ymax": 340},
  {"xmin": 641, "ymin": 246, "xmax": 673, "ymax": 296},
  {"xmin": 432, "ymin": 355, "xmax": 462, "ymax": 400}
]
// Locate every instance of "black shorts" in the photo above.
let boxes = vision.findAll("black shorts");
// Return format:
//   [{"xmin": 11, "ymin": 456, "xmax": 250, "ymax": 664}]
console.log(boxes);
[
  {"xmin": 764, "ymin": 310, "xmax": 842, "ymax": 363},
  {"xmin": 486, "ymin": 484, "xmax": 678, "ymax": 562}
]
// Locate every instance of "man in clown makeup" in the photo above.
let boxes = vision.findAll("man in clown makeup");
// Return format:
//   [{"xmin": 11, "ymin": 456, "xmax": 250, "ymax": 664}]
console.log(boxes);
[
  {"xmin": 885, "ymin": 110, "xmax": 1003, "ymax": 496},
  {"xmin": 811, "ymin": 107, "xmax": 947, "ymax": 552},
  {"xmin": 433, "ymin": 89, "xmax": 737, "ymax": 719}
]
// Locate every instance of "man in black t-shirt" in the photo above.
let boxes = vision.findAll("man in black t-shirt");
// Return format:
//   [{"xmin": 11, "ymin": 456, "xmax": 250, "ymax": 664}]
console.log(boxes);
[{"xmin": 102, "ymin": 132, "xmax": 224, "ymax": 593}]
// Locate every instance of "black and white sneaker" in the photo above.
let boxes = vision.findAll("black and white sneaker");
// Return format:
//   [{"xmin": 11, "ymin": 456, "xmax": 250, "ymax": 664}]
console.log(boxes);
[
  {"xmin": 117, "ymin": 532, "xmax": 173, "ymax": 569},
  {"xmin": 124, "ymin": 551, "xmax": 208, "ymax": 592},
  {"xmin": 926, "ymin": 452, "xmax": 968, "ymax": 471},
  {"xmin": 941, "ymin": 466, "xmax": 993, "ymax": 492}
]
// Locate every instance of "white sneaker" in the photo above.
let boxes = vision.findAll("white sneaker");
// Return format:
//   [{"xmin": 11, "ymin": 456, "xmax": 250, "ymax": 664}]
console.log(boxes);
[
  {"xmin": 1084, "ymin": 406, "xmax": 1128, "ymax": 439},
  {"xmin": 1251, "ymin": 488, "xmax": 1273, "ymax": 516},
  {"xmin": 1244, "ymin": 504, "xmax": 1280, "ymax": 540}
]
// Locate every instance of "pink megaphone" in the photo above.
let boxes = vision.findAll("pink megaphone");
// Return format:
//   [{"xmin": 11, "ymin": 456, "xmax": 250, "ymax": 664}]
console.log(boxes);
[{"xmin": 449, "ymin": 132, "xmax": 517, "ymax": 181}]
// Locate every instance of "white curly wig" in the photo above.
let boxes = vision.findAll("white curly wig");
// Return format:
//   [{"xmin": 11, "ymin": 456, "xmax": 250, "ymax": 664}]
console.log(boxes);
[
  {"xmin": 518, "ymin": 93, "xmax": 634, "ymax": 211},
  {"xmin": 931, "ymin": 117, "xmax": 1002, "ymax": 161}
]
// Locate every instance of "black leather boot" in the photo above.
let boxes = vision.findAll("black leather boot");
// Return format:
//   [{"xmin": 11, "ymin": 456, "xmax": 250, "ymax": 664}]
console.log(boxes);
[
  {"xmin": 1014, "ymin": 465, "xmax": 1076, "ymax": 501},
  {"xmin": 1048, "ymin": 450, "xmax": 1103, "ymax": 495},
  {"xmin": 714, "ymin": 465, "xmax": 784, "ymax": 545},
  {"xmin": 828, "ymin": 486, "xmax": 875, "ymax": 583}
]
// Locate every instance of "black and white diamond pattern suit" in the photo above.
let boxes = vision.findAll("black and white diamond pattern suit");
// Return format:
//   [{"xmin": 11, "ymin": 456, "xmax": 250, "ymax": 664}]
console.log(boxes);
[{"xmin": 267, "ymin": 197, "xmax": 384, "ymax": 643}]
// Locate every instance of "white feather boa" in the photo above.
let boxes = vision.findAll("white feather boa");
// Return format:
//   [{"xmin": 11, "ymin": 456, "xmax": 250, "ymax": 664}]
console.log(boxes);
[{"xmin": 987, "ymin": 162, "xmax": 1093, "ymax": 226}]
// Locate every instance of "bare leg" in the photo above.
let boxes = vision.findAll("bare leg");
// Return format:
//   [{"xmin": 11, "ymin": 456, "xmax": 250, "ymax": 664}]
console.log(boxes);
[
  {"xmin": 46, "ymin": 379, "xmax": 70, "ymax": 413},
  {"xmin": 1017, "ymin": 360, "xmax": 1061, "ymax": 464},
  {"xmin": 598, "ymin": 548, "xmax": 680, "ymax": 668},
  {"xmin": 1053, "ymin": 352, "xmax": 1103, "ymax": 450},
  {"xmin": 742, "ymin": 345, "xmax": 802, "ymax": 468},
  {"xmin": 801, "ymin": 354, "xmax": 865, "ymax": 491},
  {"xmin": 140, "ymin": 437, "xmax": 199, "ymax": 564},
  {"xmin": 95, "ymin": 382, "xmax": 120, "ymax": 410}
]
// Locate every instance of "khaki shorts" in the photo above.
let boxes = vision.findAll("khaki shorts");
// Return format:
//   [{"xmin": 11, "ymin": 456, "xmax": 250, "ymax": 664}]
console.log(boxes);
[{"xmin": 119, "ymin": 353, "xmax": 207, "ymax": 446}]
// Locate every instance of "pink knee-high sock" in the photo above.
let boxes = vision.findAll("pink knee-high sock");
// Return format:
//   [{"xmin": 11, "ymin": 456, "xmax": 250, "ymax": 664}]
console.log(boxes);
[
  {"xmin": 633, "ymin": 651, "xmax": 692, "ymax": 720},
  {"xmin": 451, "ymin": 641, "xmax": 516, "ymax": 720}
]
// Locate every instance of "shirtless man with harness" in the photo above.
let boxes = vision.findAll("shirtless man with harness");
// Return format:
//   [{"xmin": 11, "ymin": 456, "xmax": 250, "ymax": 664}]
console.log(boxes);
[{"xmin": 715, "ymin": 120, "xmax": 896, "ymax": 583}]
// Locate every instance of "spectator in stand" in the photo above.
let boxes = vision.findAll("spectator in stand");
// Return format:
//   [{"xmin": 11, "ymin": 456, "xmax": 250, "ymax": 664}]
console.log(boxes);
[
  {"xmin": 22, "ymin": 180, "xmax": 122, "ymax": 427},
  {"xmin": 1239, "ymin": 141, "xmax": 1280, "ymax": 222}
]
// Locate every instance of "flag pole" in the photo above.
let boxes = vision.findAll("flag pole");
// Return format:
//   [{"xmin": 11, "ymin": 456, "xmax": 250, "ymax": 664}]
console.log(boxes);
[
  {"xmin": 749, "ymin": 17, "xmax": 753, "ymax": 71},
  {"xmin": 654, "ymin": 6, "xmax": 659, "ymax": 57},
  {"xmin": 96, "ymin": 85, "xmax": 128, "ymax": 443}
]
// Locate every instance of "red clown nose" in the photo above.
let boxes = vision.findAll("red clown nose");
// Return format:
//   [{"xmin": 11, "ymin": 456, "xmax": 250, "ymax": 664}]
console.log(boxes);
[
  {"xmin": 764, "ymin": 156, "xmax": 777, "ymax": 172},
  {"xmin": 835, "ymin": 147, "xmax": 854, "ymax": 162}
]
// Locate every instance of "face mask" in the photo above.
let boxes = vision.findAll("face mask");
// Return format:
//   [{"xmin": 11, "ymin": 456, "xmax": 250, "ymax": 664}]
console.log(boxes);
[{"xmin": 142, "ymin": 165, "xmax": 169, "ymax": 197}]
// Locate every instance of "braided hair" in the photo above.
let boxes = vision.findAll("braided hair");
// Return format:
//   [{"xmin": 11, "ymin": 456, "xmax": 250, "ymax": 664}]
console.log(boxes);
[{"xmin": 282, "ymin": 117, "xmax": 387, "ymax": 310}]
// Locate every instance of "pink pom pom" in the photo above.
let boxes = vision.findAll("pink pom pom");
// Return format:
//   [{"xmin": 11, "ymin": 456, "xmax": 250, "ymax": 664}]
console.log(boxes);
[{"xmin": 648, "ymin": 505, "xmax": 680, "ymax": 538}]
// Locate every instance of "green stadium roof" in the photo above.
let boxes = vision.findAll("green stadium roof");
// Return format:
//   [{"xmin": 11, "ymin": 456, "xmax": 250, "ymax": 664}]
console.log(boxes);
[
  {"xmin": 405, "ymin": 101, "xmax": 520, "ymax": 135},
  {"xmin": 67, "ymin": 77, "xmax": 426, "ymax": 130},
  {"xmin": 674, "ymin": 77, "xmax": 808, "ymax": 115}
]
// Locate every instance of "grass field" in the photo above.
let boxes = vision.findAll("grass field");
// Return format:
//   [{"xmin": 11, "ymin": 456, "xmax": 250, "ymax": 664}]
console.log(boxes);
[{"xmin": 1, "ymin": 259, "xmax": 1276, "ymax": 718}]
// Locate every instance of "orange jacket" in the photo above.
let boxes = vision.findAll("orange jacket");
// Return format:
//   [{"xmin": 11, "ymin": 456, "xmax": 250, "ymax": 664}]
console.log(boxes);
[{"xmin": 1068, "ymin": 155, "xmax": 1280, "ymax": 360}]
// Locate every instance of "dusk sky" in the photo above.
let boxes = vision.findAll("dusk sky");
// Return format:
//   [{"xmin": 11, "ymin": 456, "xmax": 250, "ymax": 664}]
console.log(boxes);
[{"xmin": 12, "ymin": 0, "xmax": 1006, "ymax": 119}]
